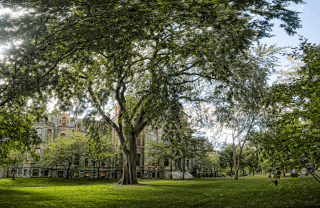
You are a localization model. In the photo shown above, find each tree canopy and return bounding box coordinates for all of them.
[0,0,305,184]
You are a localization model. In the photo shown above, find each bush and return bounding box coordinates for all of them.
[291,173,299,178]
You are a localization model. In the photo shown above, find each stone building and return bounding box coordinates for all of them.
[0,108,198,179]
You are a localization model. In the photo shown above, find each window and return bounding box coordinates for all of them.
[84,172,90,178]
[136,154,141,166]
[187,160,189,169]
[101,173,106,178]
[153,131,157,142]
[142,133,145,147]
[85,158,88,166]
[101,162,106,167]
[77,123,82,130]
[136,134,141,146]
[32,169,39,176]
[61,117,67,126]
[47,129,52,141]
[23,169,27,176]
[60,133,65,137]
[74,172,79,177]
[44,170,49,177]
[137,172,141,178]
[92,172,96,176]
[58,171,64,178]
[164,159,169,167]
[36,128,42,139]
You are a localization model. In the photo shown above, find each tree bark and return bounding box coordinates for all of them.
[182,157,185,180]
[233,144,238,180]
[119,145,138,185]
[170,158,172,179]
[66,163,71,179]
[12,168,15,180]
[253,168,255,176]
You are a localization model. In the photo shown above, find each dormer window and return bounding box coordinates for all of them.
[76,121,82,130]
[60,115,68,126]
[62,117,67,126]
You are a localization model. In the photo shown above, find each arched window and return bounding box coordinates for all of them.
[60,133,66,137]
[47,129,52,141]
[61,117,67,126]
[77,123,82,130]
[36,128,42,138]
[32,169,39,177]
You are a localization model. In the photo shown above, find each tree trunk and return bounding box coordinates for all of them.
[182,158,185,180]
[170,158,172,179]
[98,167,100,179]
[12,168,15,180]
[230,166,233,177]
[119,148,138,185]
[66,163,71,179]
[253,168,255,176]
[283,169,285,177]
[233,146,238,180]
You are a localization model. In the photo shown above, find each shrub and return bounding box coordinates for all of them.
[291,173,299,178]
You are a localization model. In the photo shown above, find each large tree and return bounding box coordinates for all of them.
[0,0,305,185]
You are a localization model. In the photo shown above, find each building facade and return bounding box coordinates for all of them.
[1,111,199,179]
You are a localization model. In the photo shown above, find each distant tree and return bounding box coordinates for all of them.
[41,131,88,179]
[85,121,117,180]
[0,148,24,180]
[242,145,259,176]
[219,144,234,177]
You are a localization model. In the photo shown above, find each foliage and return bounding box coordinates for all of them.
[242,144,260,176]
[218,144,235,176]
[0,104,41,159]
[0,148,25,180]
[41,130,88,179]
[85,120,117,178]
[263,39,320,182]
[0,0,305,185]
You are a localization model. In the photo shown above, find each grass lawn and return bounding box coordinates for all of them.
[0,176,319,208]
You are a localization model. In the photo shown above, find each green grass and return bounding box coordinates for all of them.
[0,177,119,187]
[0,176,319,208]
